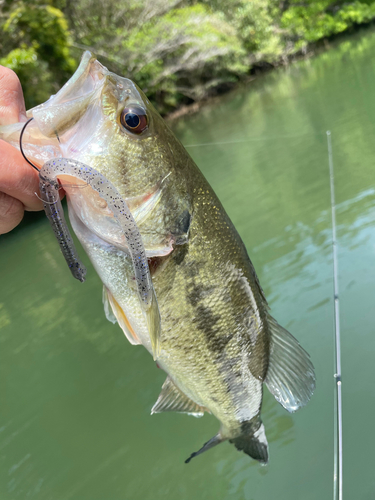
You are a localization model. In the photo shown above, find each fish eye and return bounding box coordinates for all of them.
[120,106,148,134]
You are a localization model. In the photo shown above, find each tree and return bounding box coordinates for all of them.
[0,1,76,108]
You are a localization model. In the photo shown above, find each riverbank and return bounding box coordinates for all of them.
[2,1,375,115]
[167,20,375,121]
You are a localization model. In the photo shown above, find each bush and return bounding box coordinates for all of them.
[0,2,76,107]
[2,0,375,112]
[0,45,54,108]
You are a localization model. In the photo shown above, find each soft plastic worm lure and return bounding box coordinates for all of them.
[39,172,87,282]
[39,158,161,358]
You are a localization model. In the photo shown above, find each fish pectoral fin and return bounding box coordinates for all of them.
[265,314,316,413]
[103,287,142,345]
[127,186,162,226]
[151,376,207,417]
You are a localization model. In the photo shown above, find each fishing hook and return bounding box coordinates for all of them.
[19,117,40,172]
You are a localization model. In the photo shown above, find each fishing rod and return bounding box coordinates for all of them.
[326,131,343,500]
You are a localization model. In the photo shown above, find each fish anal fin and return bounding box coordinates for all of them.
[104,287,142,345]
[151,376,207,417]
[265,315,315,413]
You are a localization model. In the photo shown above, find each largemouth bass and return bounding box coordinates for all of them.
[0,52,315,464]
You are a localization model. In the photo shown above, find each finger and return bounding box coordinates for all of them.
[0,191,24,234]
[0,66,27,125]
[0,140,42,211]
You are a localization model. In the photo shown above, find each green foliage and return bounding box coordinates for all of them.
[281,1,375,50]
[0,45,54,108]
[1,0,375,112]
[124,5,249,110]
[67,1,249,112]
[0,2,76,108]
[201,0,283,62]
[3,4,75,74]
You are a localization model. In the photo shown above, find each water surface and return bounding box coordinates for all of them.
[1,26,375,499]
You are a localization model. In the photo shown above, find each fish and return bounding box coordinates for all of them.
[0,51,315,464]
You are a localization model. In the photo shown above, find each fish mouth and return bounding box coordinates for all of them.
[0,53,106,166]
[28,52,109,138]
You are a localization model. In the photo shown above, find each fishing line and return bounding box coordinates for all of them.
[19,118,40,172]
[327,130,343,500]
[20,120,88,191]
[184,130,325,148]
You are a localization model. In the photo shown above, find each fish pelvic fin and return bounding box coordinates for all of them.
[151,376,207,417]
[146,287,162,360]
[265,314,315,413]
[102,286,117,324]
[103,286,141,345]
[229,418,269,464]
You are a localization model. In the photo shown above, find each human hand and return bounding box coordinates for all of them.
[0,66,43,234]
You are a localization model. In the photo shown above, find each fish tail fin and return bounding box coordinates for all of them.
[229,418,269,464]
[185,418,268,464]
[265,314,315,413]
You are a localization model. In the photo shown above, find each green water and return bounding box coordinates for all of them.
[1,27,375,500]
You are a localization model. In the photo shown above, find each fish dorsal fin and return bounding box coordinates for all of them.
[265,315,315,413]
[103,286,142,345]
[151,376,207,417]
